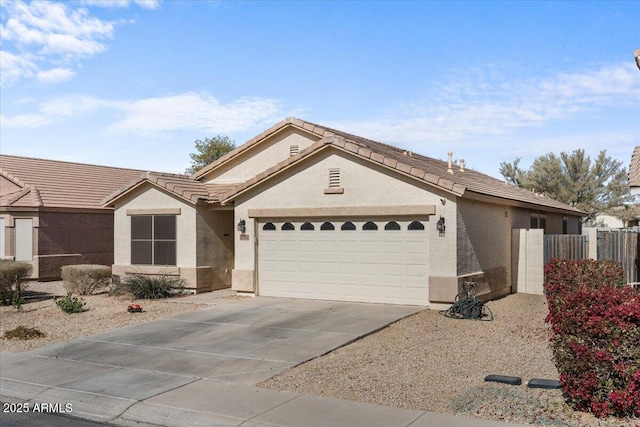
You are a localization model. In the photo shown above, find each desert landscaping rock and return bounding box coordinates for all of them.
[0,281,206,353]
[2,283,637,426]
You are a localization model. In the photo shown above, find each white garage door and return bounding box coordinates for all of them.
[258,219,429,305]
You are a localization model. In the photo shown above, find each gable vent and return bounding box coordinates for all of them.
[329,168,341,188]
[290,145,300,156]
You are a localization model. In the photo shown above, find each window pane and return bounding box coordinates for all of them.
[320,222,335,231]
[282,222,295,231]
[154,215,176,239]
[530,216,537,229]
[131,241,152,264]
[263,222,276,231]
[301,222,315,231]
[154,241,176,265]
[385,221,400,230]
[362,221,378,230]
[408,221,425,230]
[341,221,356,231]
[131,216,152,239]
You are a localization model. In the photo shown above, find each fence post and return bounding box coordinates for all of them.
[583,228,598,260]
[512,229,544,295]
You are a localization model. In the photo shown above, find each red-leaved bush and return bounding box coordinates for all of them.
[544,258,639,418]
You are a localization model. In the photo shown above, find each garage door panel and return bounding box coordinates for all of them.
[258,219,429,305]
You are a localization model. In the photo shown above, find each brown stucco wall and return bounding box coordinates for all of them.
[37,210,114,280]
[195,207,234,291]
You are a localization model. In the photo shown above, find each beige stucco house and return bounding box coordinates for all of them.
[104,118,584,306]
[0,155,144,280]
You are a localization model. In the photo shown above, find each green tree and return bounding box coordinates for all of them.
[499,149,631,224]
[186,135,236,175]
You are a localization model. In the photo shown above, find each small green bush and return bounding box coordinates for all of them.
[61,264,112,295]
[117,271,185,299]
[0,260,32,306]
[54,291,86,314]
[3,326,46,340]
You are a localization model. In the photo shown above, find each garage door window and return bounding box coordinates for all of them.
[362,221,378,230]
[408,221,425,230]
[282,222,295,231]
[301,222,315,231]
[263,222,276,231]
[341,221,356,230]
[320,222,335,231]
[131,215,176,265]
[385,221,401,230]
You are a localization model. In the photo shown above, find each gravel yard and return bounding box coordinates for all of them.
[260,293,639,427]
[0,281,206,353]
[2,283,637,426]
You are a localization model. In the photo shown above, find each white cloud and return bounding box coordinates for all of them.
[110,93,282,136]
[79,0,160,9]
[0,50,36,87]
[332,63,640,148]
[1,92,284,136]
[37,67,75,83]
[0,0,152,86]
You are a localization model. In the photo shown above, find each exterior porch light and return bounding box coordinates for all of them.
[237,219,246,234]
[436,216,446,236]
[635,49,640,71]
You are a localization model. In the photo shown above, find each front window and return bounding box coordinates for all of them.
[131,215,176,265]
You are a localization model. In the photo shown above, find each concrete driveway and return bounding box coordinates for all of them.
[1,297,418,425]
[1,296,525,426]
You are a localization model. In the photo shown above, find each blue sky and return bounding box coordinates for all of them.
[1,0,639,178]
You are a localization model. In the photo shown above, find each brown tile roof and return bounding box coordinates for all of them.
[102,173,239,206]
[216,118,583,215]
[629,146,640,188]
[0,155,145,210]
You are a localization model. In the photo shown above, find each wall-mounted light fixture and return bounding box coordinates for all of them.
[237,219,246,234]
[436,216,445,236]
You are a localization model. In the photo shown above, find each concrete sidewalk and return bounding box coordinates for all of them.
[1,296,526,427]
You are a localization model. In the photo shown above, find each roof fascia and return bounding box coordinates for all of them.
[463,190,586,216]
[103,179,198,208]
[221,142,464,204]
[193,121,323,181]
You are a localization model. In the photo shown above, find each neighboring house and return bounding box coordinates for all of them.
[0,155,145,280]
[103,118,584,306]
[629,146,640,196]
[593,205,640,229]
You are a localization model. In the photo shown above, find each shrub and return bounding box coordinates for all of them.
[61,264,112,295]
[544,258,640,418]
[3,326,46,340]
[116,271,185,299]
[54,291,86,314]
[0,260,32,307]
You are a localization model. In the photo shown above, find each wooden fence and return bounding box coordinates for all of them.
[543,230,639,284]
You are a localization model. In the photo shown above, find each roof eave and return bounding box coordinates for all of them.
[192,118,328,181]
[463,190,586,216]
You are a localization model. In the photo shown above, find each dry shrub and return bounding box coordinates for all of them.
[61,264,111,295]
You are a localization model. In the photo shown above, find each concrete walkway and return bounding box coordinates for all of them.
[1,295,526,426]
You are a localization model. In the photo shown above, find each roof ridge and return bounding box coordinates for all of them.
[0,168,27,188]
[0,154,161,174]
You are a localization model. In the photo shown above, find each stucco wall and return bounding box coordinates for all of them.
[232,148,458,295]
[37,211,114,279]
[205,128,320,184]
[113,186,197,267]
[195,207,233,290]
[455,199,512,299]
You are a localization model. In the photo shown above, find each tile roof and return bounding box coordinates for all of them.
[0,155,145,210]
[101,117,585,215]
[102,172,238,206]
[629,146,640,188]
[217,118,584,214]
